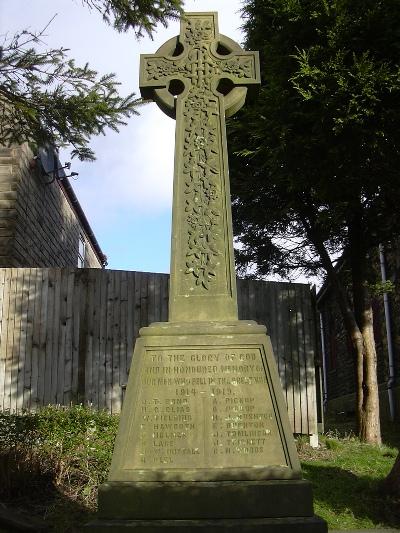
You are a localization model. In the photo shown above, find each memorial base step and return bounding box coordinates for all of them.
[86,516,327,532]
[96,480,314,520]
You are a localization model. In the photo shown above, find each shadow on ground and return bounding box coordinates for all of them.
[0,450,93,532]
[302,463,400,529]
[324,415,400,450]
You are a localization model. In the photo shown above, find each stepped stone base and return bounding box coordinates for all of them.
[86,516,327,532]
[86,479,327,532]
[97,480,313,520]
[86,321,327,532]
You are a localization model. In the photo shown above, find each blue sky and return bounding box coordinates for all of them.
[1,0,244,273]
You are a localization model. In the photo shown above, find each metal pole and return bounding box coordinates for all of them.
[379,244,396,421]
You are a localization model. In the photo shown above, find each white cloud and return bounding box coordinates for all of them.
[68,106,175,226]
[1,0,245,269]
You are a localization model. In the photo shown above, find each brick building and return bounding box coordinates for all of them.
[0,144,106,269]
[317,246,400,422]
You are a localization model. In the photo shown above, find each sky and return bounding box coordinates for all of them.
[1,0,245,274]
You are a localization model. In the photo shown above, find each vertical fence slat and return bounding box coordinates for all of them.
[291,286,302,434]
[140,273,149,329]
[304,284,318,435]
[81,270,92,405]
[10,269,21,412]
[0,268,8,410]
[73,269,83,404]
[30,269,42,409]
[98,270,108,410]
[6,269,19,411]
[111,270,121,413]
[147,273,155,325]
[56,269,67,404]
[133,272,141,341]
[125,272,135,384]
[269,283,280,370]
[104,271,113,411]
[43,269,54,406]
[298,285,308,434]
[16,269,29,411]
[284,285,295,432]
[161,274,169,322]
[119,270,128,404]
[91,270,101,410]
[63,269,75,405]
[23,269,35,409]
[49,269,60,404]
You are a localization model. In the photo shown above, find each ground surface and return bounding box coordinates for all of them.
[0,408,398,532]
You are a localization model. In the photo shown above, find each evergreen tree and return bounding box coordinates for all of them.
[228,0,400,444]
[82,0,183,36]
[0,1,183,160]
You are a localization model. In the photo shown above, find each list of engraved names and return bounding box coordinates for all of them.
[132,347,286,469]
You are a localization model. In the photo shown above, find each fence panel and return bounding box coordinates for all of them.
[0,268,319,434]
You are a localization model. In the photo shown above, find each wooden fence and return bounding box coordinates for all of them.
[0,268,321,435]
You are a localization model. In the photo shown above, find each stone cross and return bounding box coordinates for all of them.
[91,14,325,532]
[140,12,260,322]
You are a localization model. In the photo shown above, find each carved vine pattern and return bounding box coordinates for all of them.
[145,17,253,289]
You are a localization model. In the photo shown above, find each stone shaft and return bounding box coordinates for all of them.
[140,13,260,322]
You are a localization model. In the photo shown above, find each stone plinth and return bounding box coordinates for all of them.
[87,322,326,532]
[88,517,326,532]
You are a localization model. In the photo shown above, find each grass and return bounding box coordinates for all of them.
[298,433,400,530]
[0,405,118,531]
[0,406,398,532]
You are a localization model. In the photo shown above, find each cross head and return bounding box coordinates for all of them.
[140,12,260,322]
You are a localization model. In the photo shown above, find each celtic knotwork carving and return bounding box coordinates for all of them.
[185,18,214,45]
[219,57,254,78]
[139,12,259,298]
[145,58,187,81]
[183,85,221,290]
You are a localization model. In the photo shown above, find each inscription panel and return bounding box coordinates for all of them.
[125,346,288,470]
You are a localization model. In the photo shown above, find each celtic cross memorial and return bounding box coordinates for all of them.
[89,12,327,533]
[140,11,259,323]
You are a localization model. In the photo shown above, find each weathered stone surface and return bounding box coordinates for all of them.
[88,11,327,533]
[98,480,314,520]
[87,516,327,532]
[88,321,326,531]
[140,12,260,322]
[108,321,300,481]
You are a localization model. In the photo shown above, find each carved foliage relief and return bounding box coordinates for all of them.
[143,16,254,290]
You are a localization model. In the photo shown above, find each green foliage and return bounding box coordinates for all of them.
[0,405,118,513]
[82,0,183,36]
[228,0,400,279]
[0,23,144,161]
[324,437,341,451]
[300,435,400,529]
[0,407,399,530]
[0,1,184,160]
[368,279,395,297]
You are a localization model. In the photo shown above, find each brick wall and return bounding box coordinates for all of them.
[0,147,18,264]
[319,287,357,400]
[318,249,400,416]
[0,145,102,268]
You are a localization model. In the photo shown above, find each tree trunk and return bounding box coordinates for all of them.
[350,224,381,445]
[358,302,381,444]
[382,452,400,496]
[299,206,381,444]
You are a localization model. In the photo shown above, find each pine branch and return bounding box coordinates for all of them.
[0,24,146,160]
[82,0,184,36]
